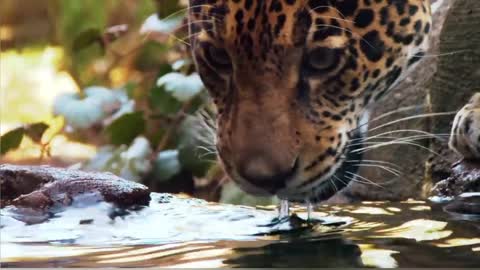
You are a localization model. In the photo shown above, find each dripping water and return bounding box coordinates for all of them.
[278,199,290,219]
[307,201,313,221]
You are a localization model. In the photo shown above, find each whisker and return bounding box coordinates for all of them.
[330,176,340,192]
[352,140,442,158]
[306,12,355,24]
[361,129,449,142]
[333,175,349,186]
[371,105,425,121]
[347,159,403,170]
[164,4,217,21]
[178,19,223,31]
[353,105,425,134]
[348,135,442,148]
[365,111,457,134]
[409,49,471,59]
[352,164,401,177]
[345,172,386,189]
[352,161,402,175]
[175,28,217,46]
[349,133,450,148]
[308,5,347,19]
[197,146,217,155]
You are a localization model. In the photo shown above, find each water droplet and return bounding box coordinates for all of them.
[307,201,313,221]
[278,199,289,218]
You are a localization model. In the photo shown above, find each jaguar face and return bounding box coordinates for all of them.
[188,0,431,202]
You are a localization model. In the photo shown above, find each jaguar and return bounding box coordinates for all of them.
[188,0,432,202]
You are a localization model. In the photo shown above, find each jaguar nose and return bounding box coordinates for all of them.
[238,157,298,194]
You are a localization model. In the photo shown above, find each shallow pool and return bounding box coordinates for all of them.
[1,193,479,268]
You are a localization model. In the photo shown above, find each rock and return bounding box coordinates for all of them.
[442,192,480,221]
[335,0,480,202]
[431,160,480,197]
[428,0,480,191]
[334,0,455,202]
[0,164,151,209]
[0,164,55,205]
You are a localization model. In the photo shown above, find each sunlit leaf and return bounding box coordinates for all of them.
[153,149,181,182]
[105,112,146,146]
[54,86,121,129]
[103,24,129,43]
[140,14,183,34]
[157,72,204,101]
[24,122,49,143]
[72,28,103,51]
[1,127,25,155]
[84,137,152,182]
[171,59,191,71]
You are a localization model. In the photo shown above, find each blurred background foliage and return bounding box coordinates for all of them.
[0,0,277,206]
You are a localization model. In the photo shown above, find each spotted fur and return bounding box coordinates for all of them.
[188,0,432,202]
[449,93,480,161]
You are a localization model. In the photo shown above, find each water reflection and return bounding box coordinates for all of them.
[224,238,363,268]
[1,193,480,268]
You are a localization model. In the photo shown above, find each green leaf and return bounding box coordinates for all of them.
[135,42,169,70]
[153,150,181,182]
[123,81,138,99]
[72,28,102,51]
[149,84,182,115]
[24,122,49,143]
[157,72,204,102]
[105,112,146,146]
[1,127,25,155]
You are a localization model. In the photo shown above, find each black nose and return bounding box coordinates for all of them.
[238,157,298,194]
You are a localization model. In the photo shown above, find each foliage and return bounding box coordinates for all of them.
[1,123,50,155]
[1,128,25,155]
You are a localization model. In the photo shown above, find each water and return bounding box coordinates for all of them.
[1,193,479,268]
[278,199,290,219]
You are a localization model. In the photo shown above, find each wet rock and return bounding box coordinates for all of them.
[1,164,151,209]
[1,164,56,206]
[428,0,480,194]
[431,160,480,197]
[443,193,480,221]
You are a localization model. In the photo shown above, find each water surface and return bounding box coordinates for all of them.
[1,193,479,268]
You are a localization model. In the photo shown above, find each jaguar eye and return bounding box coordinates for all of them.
[305,47,340,73]
[205,44,232,71]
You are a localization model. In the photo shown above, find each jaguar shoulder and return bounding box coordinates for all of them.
[449,93,480,161]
